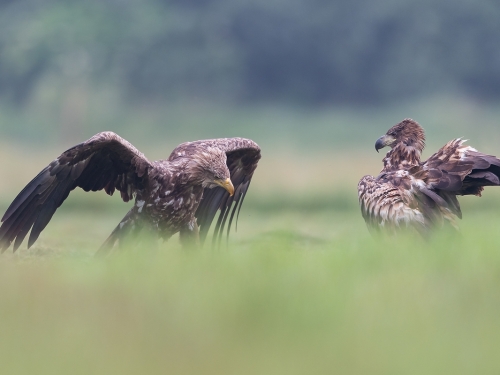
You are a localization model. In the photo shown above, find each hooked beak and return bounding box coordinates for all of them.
[375,135,395,152]
[214,178,234,196]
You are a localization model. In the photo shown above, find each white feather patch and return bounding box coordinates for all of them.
[136,200,145,213]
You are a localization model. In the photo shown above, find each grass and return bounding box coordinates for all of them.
[1,97,500,373]
[0,206,500,375]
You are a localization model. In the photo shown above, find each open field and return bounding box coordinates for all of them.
[1,1,500,371]
[2,208,500,374]
[1,128,500,373]
[0,99,499,374]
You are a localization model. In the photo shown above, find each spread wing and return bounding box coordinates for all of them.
[421,139,500,217]
[0,132,152,252]
[170,138,261,246]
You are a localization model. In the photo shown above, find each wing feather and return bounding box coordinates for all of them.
[182,138,261,246]
[0,132,153,251]
[424,139,500,195]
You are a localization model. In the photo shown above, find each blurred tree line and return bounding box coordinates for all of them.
[1,0,500,106]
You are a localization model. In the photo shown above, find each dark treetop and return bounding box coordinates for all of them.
[358,118,500,236]
[0,132,261,254]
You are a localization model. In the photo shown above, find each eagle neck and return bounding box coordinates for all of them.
[382,142,422,171]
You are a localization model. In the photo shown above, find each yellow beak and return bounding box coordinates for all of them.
[214,178,235,196]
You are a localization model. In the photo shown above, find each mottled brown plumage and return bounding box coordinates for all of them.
[358,119,500,235]
[0,132,261,253]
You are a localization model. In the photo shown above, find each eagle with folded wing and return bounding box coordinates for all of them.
[0,132,261,254]
[358,118,500,236]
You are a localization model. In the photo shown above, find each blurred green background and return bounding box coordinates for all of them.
[1,1,500,374]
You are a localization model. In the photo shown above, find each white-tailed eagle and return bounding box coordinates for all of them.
[358,119,500,236]
[0,132,261,254]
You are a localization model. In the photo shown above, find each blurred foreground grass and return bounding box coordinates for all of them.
[0,207,500,374]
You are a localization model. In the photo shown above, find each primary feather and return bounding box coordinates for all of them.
[0,132,261,253]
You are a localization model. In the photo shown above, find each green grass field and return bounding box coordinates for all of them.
[1,138,500,374]
[2,98,500,374]
[2,209,500,374]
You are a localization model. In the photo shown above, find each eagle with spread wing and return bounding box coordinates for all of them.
[358,119,500,236]
[0,132,261,254]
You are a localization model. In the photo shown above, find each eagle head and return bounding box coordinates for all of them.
[190,147,234,196]
[375,118,426,153]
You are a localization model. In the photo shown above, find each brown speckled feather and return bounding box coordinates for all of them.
[0,133,261,253]
[169,138,261,246]
[359,119,500,235]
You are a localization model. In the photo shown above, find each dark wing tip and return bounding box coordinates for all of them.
[0,132,153,252]
[195,141,260,247]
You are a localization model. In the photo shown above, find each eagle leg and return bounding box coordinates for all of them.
[179,218,200,249]
[95,209,143,257]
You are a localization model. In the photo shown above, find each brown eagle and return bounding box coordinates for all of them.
[0,132,261,254]
[358,118,500,236]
